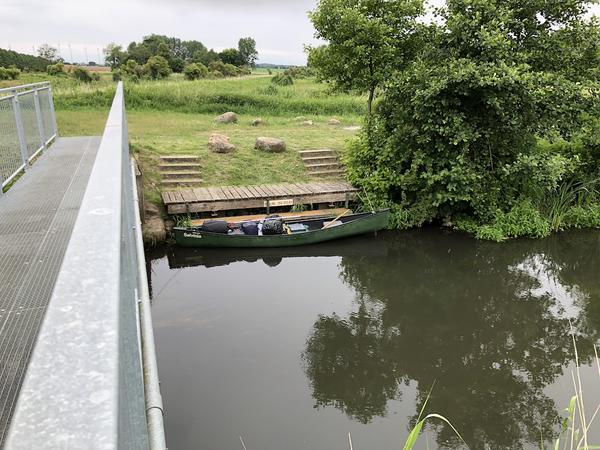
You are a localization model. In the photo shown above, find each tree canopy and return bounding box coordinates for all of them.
[308,0,424,115]
[327,0,600,239]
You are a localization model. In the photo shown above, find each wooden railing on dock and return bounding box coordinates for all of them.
[162,182,359,214]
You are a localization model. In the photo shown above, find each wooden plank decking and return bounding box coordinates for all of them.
[162,182,359,214]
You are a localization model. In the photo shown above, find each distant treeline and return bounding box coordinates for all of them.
[0,48,50,72]
[104,34,258,74]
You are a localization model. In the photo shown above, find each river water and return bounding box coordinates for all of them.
[147,229,600,450]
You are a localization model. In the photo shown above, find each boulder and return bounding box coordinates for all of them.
[251,118,264,127]
[301,120,315,127]
[343,125,361,131]
[215,112,238,123]
[294,116,307,121]
[328,118,342,126]
[208,133,236,153]
[255,137,286,153]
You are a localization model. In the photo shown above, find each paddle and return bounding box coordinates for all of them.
[323,209,350,229]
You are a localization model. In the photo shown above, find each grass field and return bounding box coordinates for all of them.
[3,72,365,206]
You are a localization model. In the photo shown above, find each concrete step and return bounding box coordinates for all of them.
[159,155,201,163]
[306,163,344,172]
[299,149,337,158]
[159,163,202,171]
[161,171,202,180]
[301,156,340,164]
[309,169,346,177]
[161,178,204,187]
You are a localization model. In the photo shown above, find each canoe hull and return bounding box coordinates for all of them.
[173,211,391,248]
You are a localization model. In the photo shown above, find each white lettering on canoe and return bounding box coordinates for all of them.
[183,233,203,239]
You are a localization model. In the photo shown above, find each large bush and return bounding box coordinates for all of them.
[72,67,93,83]
[144,55,171,79]
[0,66,20,80]
[344,0,600,239]
[47,62,65,76]
[183,63,208,80]
[271,73,294,86]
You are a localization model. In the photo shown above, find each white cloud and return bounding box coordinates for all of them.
[0,0,319,65]
[1,0,598,65]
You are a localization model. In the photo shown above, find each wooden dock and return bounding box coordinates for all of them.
[162,182,359,214]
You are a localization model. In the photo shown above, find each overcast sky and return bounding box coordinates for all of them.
[1,0,599,65]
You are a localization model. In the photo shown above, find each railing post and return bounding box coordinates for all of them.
[47,84,58,138]
[12,94,30,171]
[33,90,47,153]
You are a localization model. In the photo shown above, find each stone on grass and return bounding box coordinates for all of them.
[255,137,286,153]
[301,120,315,127]
[208,133,236,153]
[328,118,342,126]
[252,118,264,127]
[215,112,238,123]
[294,116,307,121]
[343,125,361,131]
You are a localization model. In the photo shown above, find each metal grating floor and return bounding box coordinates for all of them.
[0,136,100,446]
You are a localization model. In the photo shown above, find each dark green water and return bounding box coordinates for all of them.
[148,229,600,450]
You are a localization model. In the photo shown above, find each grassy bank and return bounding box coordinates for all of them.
[23,73,364,206]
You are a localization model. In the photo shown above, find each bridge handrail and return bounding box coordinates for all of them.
[0,81,57,193]
[6,82,166,449]
[0,81,51,96]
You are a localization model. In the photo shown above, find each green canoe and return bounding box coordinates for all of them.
[173,210,391,248]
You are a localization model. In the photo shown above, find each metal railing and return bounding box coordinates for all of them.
[5,82,166,449]
[0,81,58,193]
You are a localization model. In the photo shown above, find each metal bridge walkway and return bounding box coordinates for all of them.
[0,136,100,445]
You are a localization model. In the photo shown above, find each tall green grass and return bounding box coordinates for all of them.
[51,76,366,116]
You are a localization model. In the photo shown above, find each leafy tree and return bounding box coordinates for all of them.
[103,43,126,69]
[346,0,600,230]
[219,48,242,66]
[238,37,258,67]
[307,0,424,116]
[144,55,171,79]
[170,57,185,73]
[183,62,208,80]
[0,48,50,71]
[37,44,61,63]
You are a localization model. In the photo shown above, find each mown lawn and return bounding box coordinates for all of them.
[58,110,361,205]
[12,73,365,206]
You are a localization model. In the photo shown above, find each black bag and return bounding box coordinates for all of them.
[262,218,284,235]
[201,220,229,234]
[241,222,259,235]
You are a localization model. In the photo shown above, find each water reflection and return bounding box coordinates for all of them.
[148,229,600,450]
[302,230,600,449]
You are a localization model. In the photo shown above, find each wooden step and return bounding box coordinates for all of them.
[159,163,202,171]
[162,178,204,187]
[301,156,340,164]
[161,171,202,180]
[309,169,346,177]
[159,155,201,163]
[306,163,344,172]
[299,149,337,158]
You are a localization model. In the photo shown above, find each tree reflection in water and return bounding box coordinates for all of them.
[302,229,600,449]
